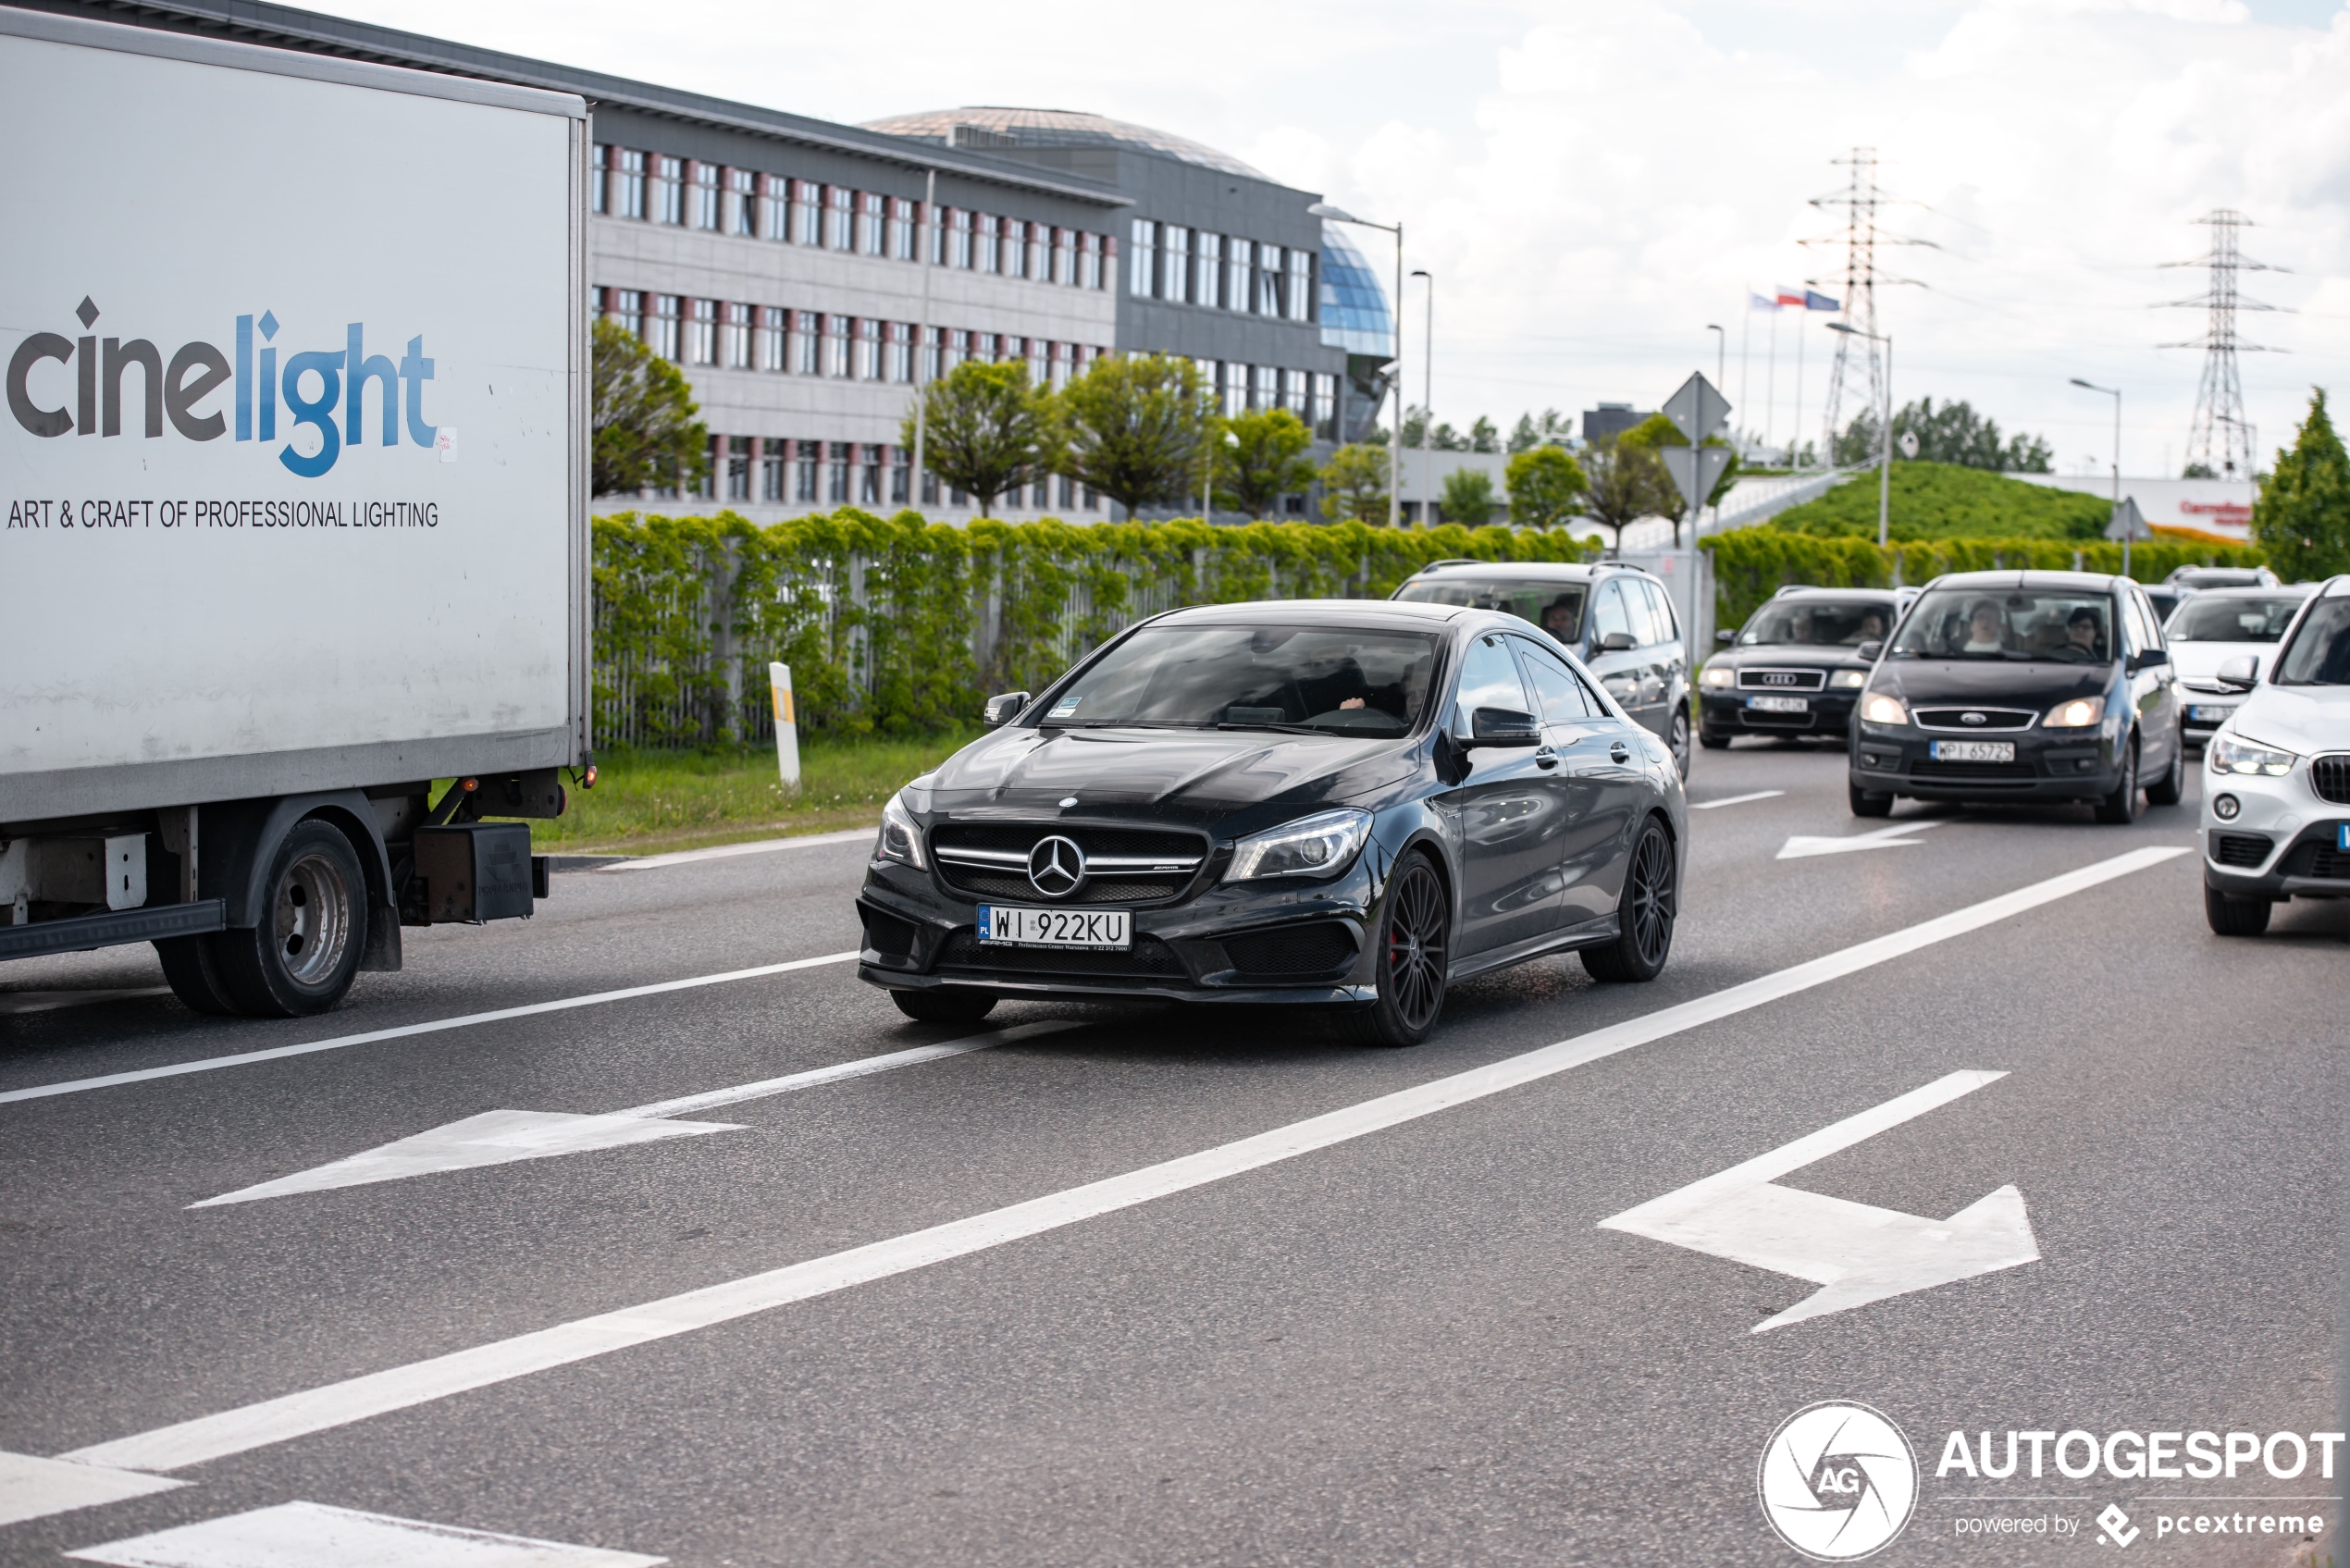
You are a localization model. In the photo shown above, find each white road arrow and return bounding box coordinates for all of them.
[1776,818,1950,860]
[191,1020,1078,1208]
[1600,1069,2039,1332]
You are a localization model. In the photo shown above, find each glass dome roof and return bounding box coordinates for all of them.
[860,106,1267,179]
[1318,222,1393,358]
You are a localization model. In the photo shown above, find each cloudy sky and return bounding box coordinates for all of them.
[323,0,2349,476]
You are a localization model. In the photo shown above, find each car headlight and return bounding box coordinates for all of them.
[2208,731,2295,777]
[1861,691,1909,725]
[1224,808,1373,883]
[1701,665,1735,689]
[2043,695,2105,728]
[875,790,927,869]
[1829,669,1868,689]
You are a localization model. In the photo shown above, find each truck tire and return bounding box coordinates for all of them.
[214,820,370,1017]
[155,934,241,1016]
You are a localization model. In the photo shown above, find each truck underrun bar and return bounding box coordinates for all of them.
[0,898,226,961]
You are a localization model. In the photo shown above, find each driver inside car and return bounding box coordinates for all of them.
[2062,606,2104,660]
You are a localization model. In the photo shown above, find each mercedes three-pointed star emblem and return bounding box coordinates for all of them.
[1027,834,1086,898]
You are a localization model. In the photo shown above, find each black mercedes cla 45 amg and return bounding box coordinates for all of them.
[856,599,1688,1046]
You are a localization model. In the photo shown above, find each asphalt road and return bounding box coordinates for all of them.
[3,739,2343,1567]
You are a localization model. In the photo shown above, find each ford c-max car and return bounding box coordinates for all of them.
[856,599,1687,1046]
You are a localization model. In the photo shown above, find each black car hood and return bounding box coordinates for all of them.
[1717,646,1870,668]
[918,724,1421,831]
[1877,659,2110,706]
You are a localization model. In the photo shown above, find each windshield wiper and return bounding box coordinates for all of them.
[1215,721,1323,735]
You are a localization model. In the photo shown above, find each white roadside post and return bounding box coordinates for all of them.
[768,662,800,789]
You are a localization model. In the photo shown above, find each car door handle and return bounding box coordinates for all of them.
[1534,746,1559,770]
[1610,742,1631,763]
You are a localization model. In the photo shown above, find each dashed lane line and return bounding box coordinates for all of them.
[1689,790,1786,810]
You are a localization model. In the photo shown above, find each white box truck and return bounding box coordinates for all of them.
[0,9,590,1016]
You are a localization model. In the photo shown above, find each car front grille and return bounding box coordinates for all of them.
[1222,921,1357,977]
[1738,709,1818,729]
[1910,759,2037,784]
[935,929,1187,979]
[931,821,1208,906]
[1913,708,2037,732]
[1738,668,1826,692]
[2312,756,2350,805]
[2215,833,2274,869]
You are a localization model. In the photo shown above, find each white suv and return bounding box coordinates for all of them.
[2200,574,2350,935]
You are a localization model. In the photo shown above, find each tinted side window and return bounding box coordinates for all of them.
[1591,581,1632,645]
[1451,633,1534,739]
[1639,579,1678,645]
[1512,637,1593,722]
[2119,594,2148,657]
[2134,588,2167,648]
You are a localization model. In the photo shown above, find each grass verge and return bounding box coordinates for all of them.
[524,729,983,857]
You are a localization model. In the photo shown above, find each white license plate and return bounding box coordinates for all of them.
[978,905,1131,949]
[2189,704,2235,722]
[1931,740,2016,763]
[1747,694,1810,713]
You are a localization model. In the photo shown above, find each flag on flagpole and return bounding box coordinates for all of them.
[1749,290,1779,312]
[1803,289,1841,311]
[1775,285,1805,307]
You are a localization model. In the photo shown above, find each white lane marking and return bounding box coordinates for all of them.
[189,1021,1082,1208]
[58,846,2186,1477]
[0,988,174,1017]
[1601,1070,2040,1333]
[1689,790,1785,810]
[68,1500,664,1566]
[598,827,876,870]
[1777,818,1951,859]
[0,952,860,1108]
[0,1451,181,1528]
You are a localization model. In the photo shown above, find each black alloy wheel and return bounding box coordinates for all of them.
[892,988,997,1025]
[2203,883,2271,937]
[1339,852,1450,1048]
[2094,735,2141,824]
[1584,819,1677,983]
[1668,710,1692,778]
[2145,726,2186,807]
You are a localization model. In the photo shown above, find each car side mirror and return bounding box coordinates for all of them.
[2215,655,2257,693]
[1467,707,1541,747]
[2129,648,2170,673]
[1600,630,1638,652]
[983,690,1030,726]
[1715,629,1735,646]
[1856,639,1884,661]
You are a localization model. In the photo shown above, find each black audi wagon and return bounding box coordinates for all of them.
[857,599,1688,1046]
[1698,586,1908,747]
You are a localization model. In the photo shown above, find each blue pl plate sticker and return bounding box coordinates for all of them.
[2339,824,2349,851]
[977,906,993,941]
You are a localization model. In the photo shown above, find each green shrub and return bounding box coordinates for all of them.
[1770,462,2115,541]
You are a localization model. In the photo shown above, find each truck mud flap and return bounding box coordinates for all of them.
[0,898,226,961]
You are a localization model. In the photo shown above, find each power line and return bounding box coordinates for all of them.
[1800,148,1933,458]
[2158,209,2288,479]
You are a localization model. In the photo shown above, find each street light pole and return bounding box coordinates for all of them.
[1829,321,1894,548]
[1309,204,1405,528]
[911,168,935,516]
[2071,377,2125,575]
[1706,324,1725,391]
[1414,268,1433,525]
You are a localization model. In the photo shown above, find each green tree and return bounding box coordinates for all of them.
[2251,389,2350,581]
[1836,399,2052,472]
[901,360,1048,518]
[1318,442,1392,524]
[1578,434,1677,549]
[1622,412,1740,546]
[1054,353,1216,519]
[1440,467,1499,526]
[1467,415,1501,453]
[592,316,710,498]
[1505,445,1589,529]
[1507,408,1574,453]
[1214,407,1320,518]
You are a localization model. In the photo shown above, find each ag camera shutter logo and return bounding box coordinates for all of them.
[1759,1401,1919,1561]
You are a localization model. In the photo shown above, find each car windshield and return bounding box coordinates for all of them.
[1738,600,1893,648]
[1040,625,1440,735]
[2168,596,2304,644]
[1394,577,1587,644]
[1890,588,2114,661]
[2270,596,2350,685]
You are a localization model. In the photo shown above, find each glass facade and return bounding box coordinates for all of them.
[1317,222,1393,356]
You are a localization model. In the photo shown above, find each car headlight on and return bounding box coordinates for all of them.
[1701,665,1736,690]
[1224,808,1373,883]
[875,790,928,869]
[1861,691,1909,725]
[1829,669,1868,689]
[2043,695,2105,728]
[2208,731,2295,777]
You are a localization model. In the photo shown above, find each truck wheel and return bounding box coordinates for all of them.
[890,988,996,1025]
[214,820,369,1017]
[155,935,241,1017]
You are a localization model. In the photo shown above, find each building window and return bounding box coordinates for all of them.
[891,446,912,504]
[1222,361,1245,416]
[1084,484,1101,512]
[1028,223,1050,281]
[695,436,717,500]
[920,325,941,383]
[761,438,786,502]
[1283,367,1309,416]
[1227,239,1253,314]
[1008,221,1032,280]
[725,435,751,500]
[652,155,684,224]
[761,174,789,240]
[724,167,757,236]
[886,322,911,384]
[792,180,822,245]
[589,144,609,215]
[686,298,717,364]
[826,315,851,378]
[1026,337,1046,387]
[793,310,821,375]
[1081,232,1103,290]
[613,149,646,220]
[860,191,885,255]
[1160,225,1189,303]
[1194,233,1221,309]
[1128,219,1155,298]
[828,441,852,503]
[890,197,916,260]
[1050,228,1073,286]
[1313,372,1337,439]
[860,444,884,505]
[943,327,967,373]
[971,331,997,363]
[1288,248,1315,323]
[1257,246,1283,316]
[825,186,853,250]
[649,294,681,361]
[1048,340,1070,390]
[690,163,720,229]
[723,302,752,369]
[1057,474,1074,510]
[606,288,644,341]
[976,214,1000,274]
[949,209,972,269]
[757,306,786,372]
[856,318,881,380]
[795,439,820,502]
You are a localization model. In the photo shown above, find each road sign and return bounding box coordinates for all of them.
[1661,443,1734,511]
[2104,495,2151,542]
[1662,371,1731,445]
